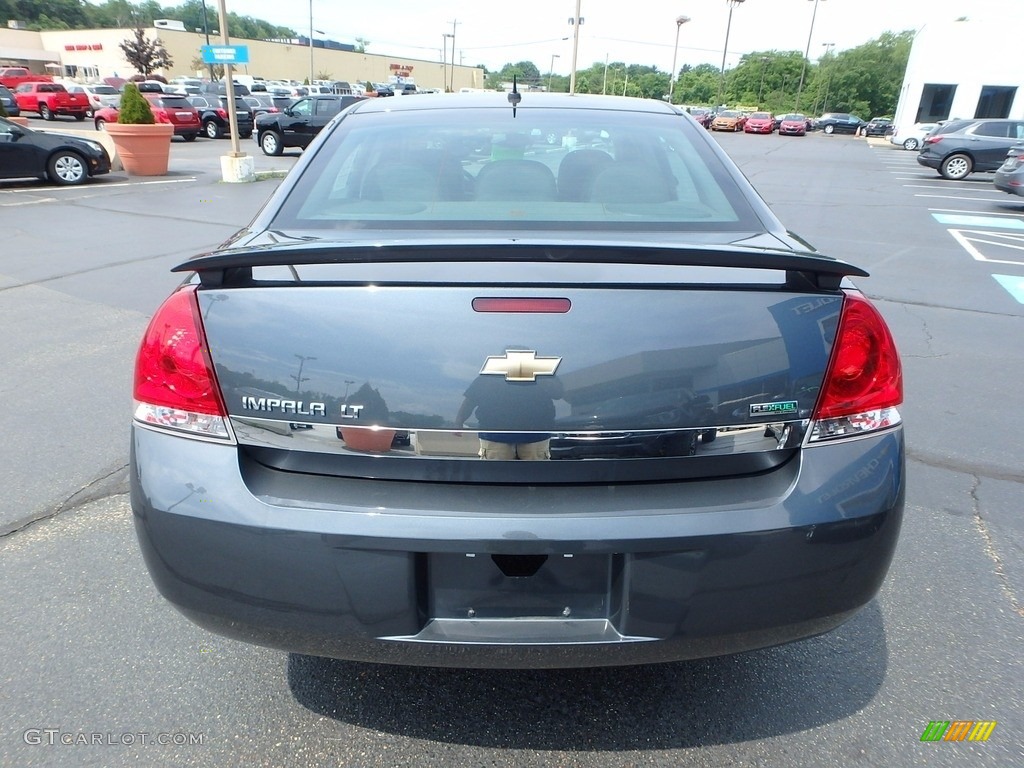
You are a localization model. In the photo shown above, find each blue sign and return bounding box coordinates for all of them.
[201,45,249,65]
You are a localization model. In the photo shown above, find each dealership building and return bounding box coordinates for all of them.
[0,22,484,91]
[892,19,1023,130]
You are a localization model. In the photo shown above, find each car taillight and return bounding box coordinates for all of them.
[809,291,902,442]
[924,136,943,145]
[216,108,228,119]
[155,110,170,123]
[133,286,233,441]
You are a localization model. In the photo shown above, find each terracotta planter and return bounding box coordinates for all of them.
[339,427,396,453]
[6,116,29,127]
[104,122,173,176]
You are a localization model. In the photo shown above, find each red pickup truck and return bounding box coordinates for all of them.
[0,67,53,89]
[13,81,89,121]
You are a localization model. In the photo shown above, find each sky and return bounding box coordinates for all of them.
[214,0,1012,75]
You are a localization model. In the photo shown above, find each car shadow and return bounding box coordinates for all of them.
[287,601,887,750]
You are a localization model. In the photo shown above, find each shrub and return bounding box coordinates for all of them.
[118,82,155,124]
[0,99,7,118]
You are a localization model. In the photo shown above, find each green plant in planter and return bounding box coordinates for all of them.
[117,82,155,124]
[0,99,7,118]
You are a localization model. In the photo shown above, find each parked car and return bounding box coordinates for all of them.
[255,94,364,155]
[777,113,808,136]
[0,115,111,185]
[13,81,89,121]
[743,112,774,134]
[816,112,864,135]
[94,93,201,141]
[374,83,395,97]
[862,117,894,137]
[993,144,1024,197]
[888,122,938,151]
[65,84,121,118]
[0,84,20,117]
[188,94,254,139]
[710,109,746,131]
[242,94,287,119]
[131,93,905,669]
[686,107,712,129]
[916,118,1024,180]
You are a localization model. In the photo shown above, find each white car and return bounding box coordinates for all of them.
[66,84,120,117]
[889,122,939,151]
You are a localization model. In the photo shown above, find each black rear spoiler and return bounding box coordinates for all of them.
[174,240,868,291]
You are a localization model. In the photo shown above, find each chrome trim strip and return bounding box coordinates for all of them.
[229,416,811,458]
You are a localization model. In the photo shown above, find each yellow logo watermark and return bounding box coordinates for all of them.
[921,721,997,742]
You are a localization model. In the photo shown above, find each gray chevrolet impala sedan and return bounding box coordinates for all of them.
[131,92,905,668]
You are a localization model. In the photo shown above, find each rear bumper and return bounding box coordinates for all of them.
[131,425,905,668]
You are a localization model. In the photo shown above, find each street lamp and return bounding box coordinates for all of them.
[568,0,583,94]
[716,0,745,108]
[309,0,313,86]
[292,354,317,395]
[668,15,691,103]
[757,55,770,104]
[795,0,825,112]
[200,0,215,81]
[442,33,454,92]
[548,53,560,92]
[820,42,835,114]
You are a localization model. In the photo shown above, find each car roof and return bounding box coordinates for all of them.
[345,92,681,117]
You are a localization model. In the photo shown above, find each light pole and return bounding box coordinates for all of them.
[668,15,691,103]
[548,53,560,91]
[568,0,582,94]
[308,0,313,86]
[716,0,745,108]
[293,354,317,395]
[820,42,835,114]
[757,55,770,104]
[795,0,825,113]
[442,33,453,91]
[200,0,215,81]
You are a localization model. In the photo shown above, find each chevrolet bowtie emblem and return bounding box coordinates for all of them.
[480,350,561,382]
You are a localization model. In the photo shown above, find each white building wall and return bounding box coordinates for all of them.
[894,20,1024,131]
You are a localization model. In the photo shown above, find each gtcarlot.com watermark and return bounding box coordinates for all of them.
[24,729,204,747]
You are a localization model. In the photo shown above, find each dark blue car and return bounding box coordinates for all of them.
[131,94,905,669]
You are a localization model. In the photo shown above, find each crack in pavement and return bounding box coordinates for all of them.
[968,474,1024,619]
[0,463,129,539]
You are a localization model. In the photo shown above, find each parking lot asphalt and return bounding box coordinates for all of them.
[1,125,1021,767]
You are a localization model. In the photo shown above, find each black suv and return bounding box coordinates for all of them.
[862,117,894,137]
[255,94,363,155]
[188,94,254,139]
[917,118,1024,180]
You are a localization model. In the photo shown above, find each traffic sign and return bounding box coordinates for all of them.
[201,45,249,65]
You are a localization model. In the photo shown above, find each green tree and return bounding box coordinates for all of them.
[497,61,541,86]
[119,27,174,77]
[117,81,155,123]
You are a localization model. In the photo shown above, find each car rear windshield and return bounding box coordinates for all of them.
[273,106,762,233]
[156,96,192,108]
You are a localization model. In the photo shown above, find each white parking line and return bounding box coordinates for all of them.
[928,207,1024,218]
[948,229,1024,267]
[914,193,1012,203]
[0,197,57,207]
[903,184,998,192]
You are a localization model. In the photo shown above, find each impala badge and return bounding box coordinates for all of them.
[480,350,561,382]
